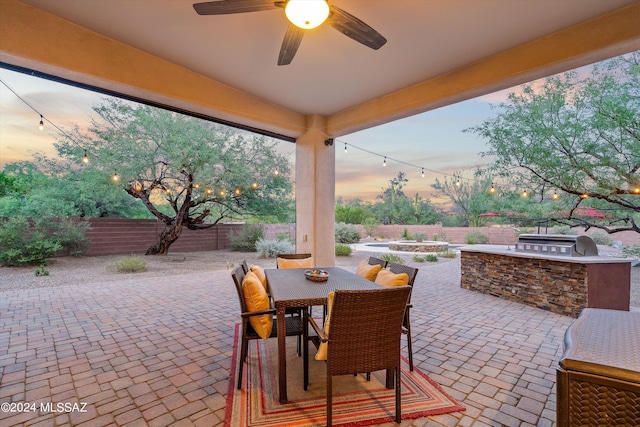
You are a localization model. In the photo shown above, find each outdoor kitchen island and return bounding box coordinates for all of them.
[460,235,633,317]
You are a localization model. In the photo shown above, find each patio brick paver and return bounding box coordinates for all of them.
[0,255,602,426]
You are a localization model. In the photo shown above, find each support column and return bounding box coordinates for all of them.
[295,114,335,267]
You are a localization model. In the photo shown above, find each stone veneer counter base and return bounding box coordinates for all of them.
[460,245,632,317]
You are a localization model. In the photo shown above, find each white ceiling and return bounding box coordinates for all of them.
[17,0,639,117]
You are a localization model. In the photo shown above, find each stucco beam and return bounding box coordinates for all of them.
[327,2,640,137]
[0,0,306,139]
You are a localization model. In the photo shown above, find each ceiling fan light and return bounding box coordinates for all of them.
[285,0,330,29]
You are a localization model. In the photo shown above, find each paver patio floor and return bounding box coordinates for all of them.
[0,257,597,426]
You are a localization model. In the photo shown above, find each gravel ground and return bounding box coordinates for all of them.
[1,247,638,309]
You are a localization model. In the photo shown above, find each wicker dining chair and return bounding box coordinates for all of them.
[275,253,313,268]
[367,256,388,269]
[303,286,411,426]
[231,266,304,389]
[388,262,419,371]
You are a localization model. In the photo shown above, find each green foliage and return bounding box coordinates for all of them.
[112,255,147,273]
[228,224,265,252]
[413,232,426,242]
[35,264,50,276]
[49,218,91,256]
[335,222,361,244]
[590,231,614,246]
[0,217,64,266]
[335,244,352,256]
[334,197,374,224]
[255,238,293,258]
[551,225,578,235]
[433,231,449,242]
[380,253,405,265]
[437,250,458,258]
[431,173,499,227]
[467,53,640,234]
[276,231,292,242]
[465,230,489,244]
[374,172,442,225]
[622,245,640,260]
[362,217,379,237]
[414,253,439,262]
[402,228,411,239]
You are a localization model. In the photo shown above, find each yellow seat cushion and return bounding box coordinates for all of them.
[276,257,313,269]
[242,271,273,340]
[315,291,335,361]
[355,261,382,282]
[374,269,409,288]
[250,264,267,289]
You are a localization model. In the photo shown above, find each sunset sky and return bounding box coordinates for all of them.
[0,66,563,204]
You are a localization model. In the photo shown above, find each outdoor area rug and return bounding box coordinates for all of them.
[225,324,465,426]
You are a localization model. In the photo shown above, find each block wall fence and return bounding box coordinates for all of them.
[59,218,640,256]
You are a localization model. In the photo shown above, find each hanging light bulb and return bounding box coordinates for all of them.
[251,182,258,190]
[194,183,200,189]
[206,188,212,195]
[344,143,347,154]
[455,178,461,187]
[234,188,241,196]
[285,0,330,29]
[219,190,225,197]
[111,171,119,182]
[581,193,589,199]
[489,183,496,194]
[421,168,425,178]
[38,115,44,131]
[165,188,171,194]
[383,157,387,167]
[134,181,142,192]
[82,150,89,164]
[274,169,279,176]
[634,186,640,194]
[522,190,529,198]
[552,191,560,200]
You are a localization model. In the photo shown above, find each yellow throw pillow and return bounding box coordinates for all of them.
[242,271,273,340]
[250,265,267,289]
[277,257,313,269]
[374,269,409,288]
[355,261,382,282]
[315,291,335,361]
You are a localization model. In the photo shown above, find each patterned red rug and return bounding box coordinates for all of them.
[225,324,465,427]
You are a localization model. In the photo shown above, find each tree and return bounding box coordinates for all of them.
[431,173,498,226]
[467,53,640,234]
[374,172,441,224]
[55,99,293,254]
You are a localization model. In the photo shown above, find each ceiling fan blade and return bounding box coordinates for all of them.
[278,23,305,66]
[193,0,278,15]
[328,5,387,50]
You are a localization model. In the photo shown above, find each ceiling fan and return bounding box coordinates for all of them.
[193,0,387,66]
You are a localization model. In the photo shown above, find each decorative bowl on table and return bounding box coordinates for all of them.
[304,269,329,282]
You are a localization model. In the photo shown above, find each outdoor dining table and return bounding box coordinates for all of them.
[265,266,381,404]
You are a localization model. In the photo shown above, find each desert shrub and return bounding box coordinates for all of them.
[432,232,449,242]
[622,245,640,260]
[255,238,293,258]
[412,254,425,262]
[465,230,489,244]
[437,250,458,258]
[112,255,147,273]
[50,218,91,256]
[335,244,352,256]
[552,225,578,235]
[402,228,411,239]
[590,231,614,246]
[380,253,404,265]
[362,218,379,237]
[335,222,361,244]
[413,232,426,242]
[425,254,438,262]
[0,217,63,266]
[228,224,264,252]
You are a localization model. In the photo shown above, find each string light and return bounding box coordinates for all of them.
[206,188,212,195]
[489,183,496,194]
[38,115,44,131]
[581,193,589,199]
[219,190,225,197]
[111,171,119,182]
[251,182,258,189]
[234,188,241,195]
[455,178,461,187]
[421,168,425,178]
[274,169,279,176]
[82,150,89,164]
[344,142,347,153]
[521,190,529,198]
[383,157,387,167]
[634,187,639,194]
[552,191,560,200]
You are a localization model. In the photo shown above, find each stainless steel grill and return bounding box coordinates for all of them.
[515,234,598,257]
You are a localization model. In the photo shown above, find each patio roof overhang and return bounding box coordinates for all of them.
[1,0,640,265]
